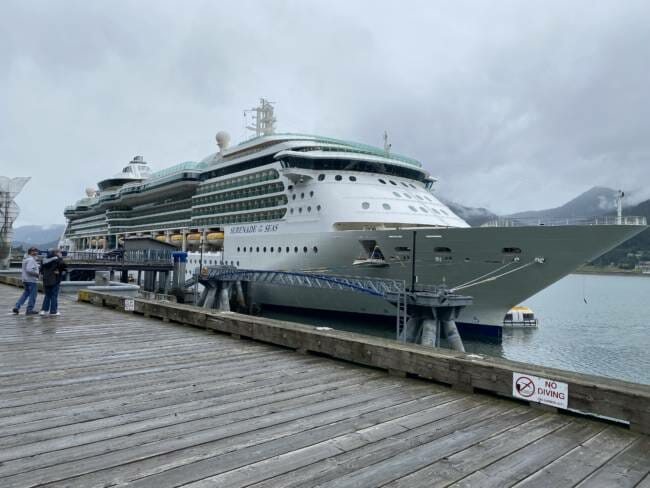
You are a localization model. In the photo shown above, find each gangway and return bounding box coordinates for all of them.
[193,266,472,351]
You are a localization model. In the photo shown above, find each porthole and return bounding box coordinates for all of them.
[401,182,408,187]
[382,203,391,210]
[270,247,274,252]
[301,192,305,199]
[237,246,240,252]
[286,246,290,253]
[256,247,260,252]
[379,179,386,184]
[249,247,253,252]
[263,247,267,252]
[313,246,318,253]
[299,207,303,213]
[408,205,417,212]
[393,192,401,198]
[307,206,312,212]
[288,185,294,190]
[309,191,314,197]
[335,175,342,181]
[294,246,298,253]
[362,202,370,209]
[303,246,308,253]
[349,176,357,182]
[278,247,282,253]
[317,205,322,211]
[318,174,325,181]
[389,180,397,185]
[419,206,428,213]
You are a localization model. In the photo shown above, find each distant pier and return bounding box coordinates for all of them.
[1,281,649,487]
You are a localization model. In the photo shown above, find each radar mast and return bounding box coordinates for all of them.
[244,98,276,137]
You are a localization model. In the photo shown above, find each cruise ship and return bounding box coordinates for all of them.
[61,99,647,330]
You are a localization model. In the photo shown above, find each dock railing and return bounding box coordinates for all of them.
[481,215,647,227]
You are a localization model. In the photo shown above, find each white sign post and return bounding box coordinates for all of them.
[513,372,568,409]
[124,298,135,312]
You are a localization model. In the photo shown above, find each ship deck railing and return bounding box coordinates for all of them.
[481,215,647,227]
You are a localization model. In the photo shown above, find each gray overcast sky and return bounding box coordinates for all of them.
[2,0,649,226]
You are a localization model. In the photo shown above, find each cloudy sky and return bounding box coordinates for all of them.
[2,0,649,226]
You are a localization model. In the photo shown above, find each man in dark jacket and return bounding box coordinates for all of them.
[40,249,67,316]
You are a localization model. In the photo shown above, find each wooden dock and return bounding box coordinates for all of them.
[1,283,649,487]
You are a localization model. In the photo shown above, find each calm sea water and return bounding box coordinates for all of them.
[262,274,650,385]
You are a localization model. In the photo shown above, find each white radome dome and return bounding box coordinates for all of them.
[216,131,231,151]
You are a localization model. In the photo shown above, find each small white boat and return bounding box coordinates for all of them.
[353,246,389,268]
[503,306,538,328]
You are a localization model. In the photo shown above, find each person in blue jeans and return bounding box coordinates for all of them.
[41,249,67,316]
[13,247,40,315]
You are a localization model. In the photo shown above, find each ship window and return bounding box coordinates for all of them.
[335,175,342,181]
[307,206,312,212]
[395,246,411,252]
[318,174,325,181]
[317,205,322,211]
[393,192,401,198]
[434,246,452,253]
[301,193,304,199]
[237,246,240,252]
[286,246,290,252]
[288,185,293,190]
[410,184,416,189]
[299,207,303,213]
[290,208,294,214]
[294,246,298,253]
[313,246,318,253]
[278,247,281,253]
[382,203,391,210]
[502,247,522,254]
[523,313,534,320]
[379,179,386,184]
[401,182,408,187]
[349,176,357,182]
[505,313,513,321]
[292,194,296,200]
[362,202,370,209]
[256,247,260,252]
[431,208,440,214]
[408,205,417,212]
[389,180,397,185]
[419,206,428,213]
[440,209,449,215]
[309,191,314,197]
[415,195,423,200]
[404,193,412,199]
[303,246,308,253]
[263,247,267,252]
[424,196,432,201]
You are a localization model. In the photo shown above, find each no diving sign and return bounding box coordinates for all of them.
[513,372,568,409]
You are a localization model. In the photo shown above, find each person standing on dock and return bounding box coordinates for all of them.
[12,246,40,315]
[40,249,67,316]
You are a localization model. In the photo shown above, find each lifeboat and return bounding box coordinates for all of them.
[170,234,183,247]
[186,233,201,243]
[503,306,539,328]
[206,231,224,245]
[90,239,98,247]
[97,238,105,246]
[155,235,167,242]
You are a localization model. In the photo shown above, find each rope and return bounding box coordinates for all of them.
[449,260,538,293]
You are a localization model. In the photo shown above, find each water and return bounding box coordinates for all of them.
[262,274,650,385]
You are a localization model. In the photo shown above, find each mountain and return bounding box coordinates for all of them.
[437,197,498,227]
[507,186,620,220]
[11,224,65,249]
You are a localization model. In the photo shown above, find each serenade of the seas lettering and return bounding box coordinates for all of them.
[229,223,279,234]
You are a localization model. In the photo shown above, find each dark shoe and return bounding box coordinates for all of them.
[12,308,19,314]
[25,310,38,316]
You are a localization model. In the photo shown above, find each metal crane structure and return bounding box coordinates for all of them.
[0,176,30,269]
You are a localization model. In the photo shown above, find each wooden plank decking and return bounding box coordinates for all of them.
[1,284,649,487]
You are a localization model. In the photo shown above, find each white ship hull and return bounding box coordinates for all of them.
[187,223,645,328]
